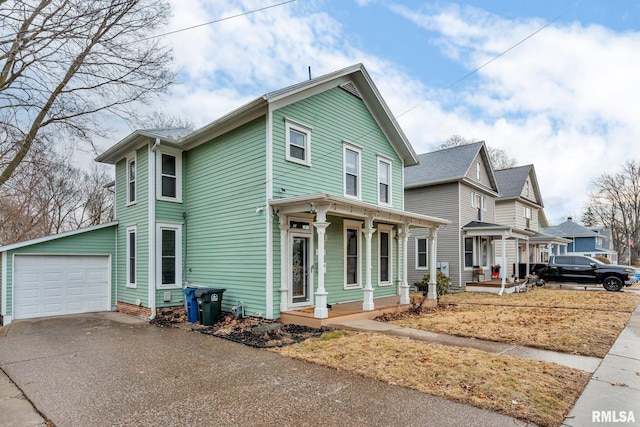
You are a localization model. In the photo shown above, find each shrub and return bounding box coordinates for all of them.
[593,255,611,264]
[414,271,451,297]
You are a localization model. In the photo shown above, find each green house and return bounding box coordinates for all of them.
[1,64,448,325]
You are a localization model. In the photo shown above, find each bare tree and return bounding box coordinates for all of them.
[435,135,518,170]
[132,111,195,131]
[586,160,640,264]
[0,145,114,245]
[0,0,175,188]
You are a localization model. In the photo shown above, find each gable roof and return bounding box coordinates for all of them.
[543,218,598,238]
[404,141,499,194]
[97,64,418,166]
[495,164,544,207]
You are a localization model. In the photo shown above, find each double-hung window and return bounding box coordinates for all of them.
[378,225,392,285]
[344,220,362,288]
[472,192,486,221]
[156,149,182,202]
[127,156,136,205]
[524,206,532,228]
[378,157,391,205]
[344,144,361,199]
[126,226,136,288]
[157,223,182,288]
[464,237,474,268]
[416,237,428,269]
[285,119,312,166]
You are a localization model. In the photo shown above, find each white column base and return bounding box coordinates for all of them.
[314,292,328,319]
[400,284,410,305]
[280,288,288,313]
[427,282,437,300]
[362,288,375,311]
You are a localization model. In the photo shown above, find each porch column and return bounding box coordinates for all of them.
[362,215,376,311]
[398,224,411,304]
[279,217,289,314]
[428,227,438,300]
[498,234,507,296]
[313,204,330,319]
[396,231,402,296]
[525,240,530,276]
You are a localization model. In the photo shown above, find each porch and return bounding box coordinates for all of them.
[280,295,437,328]
[465,278,528,294]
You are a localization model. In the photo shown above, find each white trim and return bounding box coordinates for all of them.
[126,226,137,288]
[415,236,429,270]
[1,251,7,322]
[284,118,312,166]
[126,153,137,206]
[156,222,183,290]
[288,221,315,308]
[0,222,118,253]
[344,219,363,289]
[377,156,392,206]
[148,142,157,318]
[343,142,362,200]
[266,105,274,319]
[156,146,183,203]
[378,224,393,286]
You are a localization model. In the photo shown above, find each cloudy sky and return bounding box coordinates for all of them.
[116,0,640,225]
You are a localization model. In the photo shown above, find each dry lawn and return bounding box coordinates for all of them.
[392,287,640,357]
[274,331,590,427]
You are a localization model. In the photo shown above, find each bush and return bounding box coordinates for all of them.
[594,255,611,264]
[414,271,451,297]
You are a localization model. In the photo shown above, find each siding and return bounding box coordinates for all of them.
[271,87,404,209]
[465,153,494,190]
[405,183,461,287]
[4,225,117,316]
[115,144,150,306]
[184,117,268,318]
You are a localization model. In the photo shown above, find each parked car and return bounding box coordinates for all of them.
[536,255,636,291]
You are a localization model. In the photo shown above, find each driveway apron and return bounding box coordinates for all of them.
[0,313,521,427]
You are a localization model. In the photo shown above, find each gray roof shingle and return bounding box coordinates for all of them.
[404,141,485,187]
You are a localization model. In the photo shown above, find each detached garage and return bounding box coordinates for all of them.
[1,222,117,325]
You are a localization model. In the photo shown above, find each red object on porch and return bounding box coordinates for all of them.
[492,272,499,279]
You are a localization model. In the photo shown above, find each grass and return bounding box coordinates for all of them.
[274,331,590,427]
[272,287,640,426]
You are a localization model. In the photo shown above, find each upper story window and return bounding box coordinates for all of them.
[476,161,481,180]
[156,148,182,202]
[127,156,136,205]
[344,143,361,199]
[472,192,486,220]
[285,119,312,166]
[378,157,391,205]
[524,206,532,228]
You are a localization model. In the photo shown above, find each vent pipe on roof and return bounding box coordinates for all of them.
[308,66,311,80]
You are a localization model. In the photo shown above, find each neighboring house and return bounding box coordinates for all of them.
[404,142,530,291]
[494,165,570,277]
[1,64,449,326]
[543,217,618,263]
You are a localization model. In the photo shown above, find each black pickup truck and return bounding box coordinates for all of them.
[535,255,636,291]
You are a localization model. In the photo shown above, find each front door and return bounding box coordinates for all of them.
[291,234,312,305]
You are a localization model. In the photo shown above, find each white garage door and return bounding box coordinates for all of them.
[14,255,110,320]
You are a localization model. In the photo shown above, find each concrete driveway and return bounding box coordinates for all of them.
[0,312,521,427]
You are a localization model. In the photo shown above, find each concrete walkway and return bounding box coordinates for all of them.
[330,318,603,372]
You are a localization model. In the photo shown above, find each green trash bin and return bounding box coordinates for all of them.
[194,288,226,326]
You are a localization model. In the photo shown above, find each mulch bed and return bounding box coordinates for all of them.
[151,309,331,348]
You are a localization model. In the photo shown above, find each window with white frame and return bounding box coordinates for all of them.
[157,223,182,288]
[476,161,481,180]
[157,149,182,202]
[127,156,136,205]
[126,226,136,288]
[416,237,428,269]
[378,157,391,205]
[472,192,486,220]
[344,144,361,199]
[285,119,312,165]
[524,206,532,228]
[344,220,362,288]
[378,225,392,285]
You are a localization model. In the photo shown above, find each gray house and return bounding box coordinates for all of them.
[404,142,531,291]
[544,217,618,263]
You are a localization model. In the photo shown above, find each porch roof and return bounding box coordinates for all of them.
[528,230,571,245]
[270,193,449,229]
[462,221,534,240]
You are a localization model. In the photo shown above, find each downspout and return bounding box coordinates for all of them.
[148,138,160,319]
[1,251,7,324]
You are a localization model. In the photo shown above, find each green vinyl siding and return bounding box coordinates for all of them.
[271,87,404,209]
[4,225,117,316]
[115,145,150,306]
[185,117,268,317]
